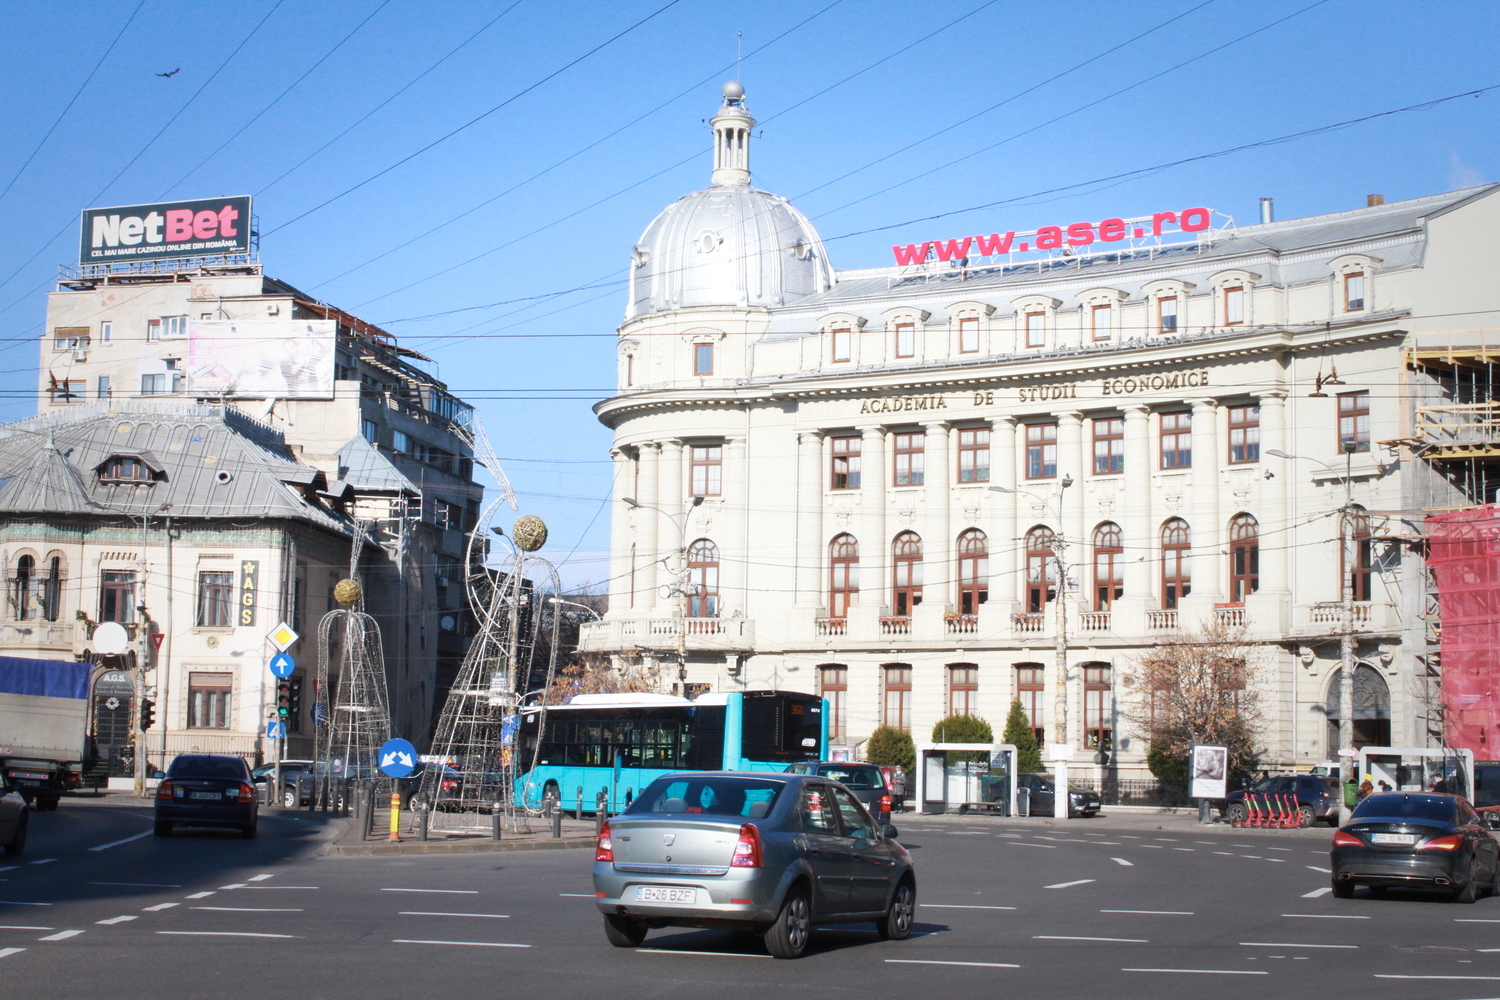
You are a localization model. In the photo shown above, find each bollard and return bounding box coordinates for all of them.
[417,798,429,842]
[551,800,562,839]
[595,791,607,835]
[492,803,503,841]
[388,791,402,843]
[576,786,584,822]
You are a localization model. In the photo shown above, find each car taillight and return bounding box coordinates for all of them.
[731,823,762,868]
[156,780,173,800]
[880,794,892,812]
[237,782,255,803]
[595,821,614,862]
[1332,829,1362,847]
[1423,834,1464,851]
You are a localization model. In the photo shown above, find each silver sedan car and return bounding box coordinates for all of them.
[592,771,916,958]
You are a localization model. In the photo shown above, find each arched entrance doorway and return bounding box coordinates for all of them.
[1326,663,1391,757]
[92,670,135,778]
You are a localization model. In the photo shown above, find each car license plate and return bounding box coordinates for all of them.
[634,886,696,903]
[1372,833,1415,845]
[190,791,223,801]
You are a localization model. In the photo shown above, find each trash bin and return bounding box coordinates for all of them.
[1016,786,1030,818]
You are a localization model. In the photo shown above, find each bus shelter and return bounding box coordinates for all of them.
[1356,746,1475,800]
[915,743,1017,816]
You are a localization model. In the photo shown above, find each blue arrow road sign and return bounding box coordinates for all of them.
[269,652,296,678]
[379,737,418,778]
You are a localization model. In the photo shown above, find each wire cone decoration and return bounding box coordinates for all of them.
[312,579,392,809]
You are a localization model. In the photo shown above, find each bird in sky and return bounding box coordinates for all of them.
[156,68,180,78]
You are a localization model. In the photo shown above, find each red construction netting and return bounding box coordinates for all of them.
[1426,504,1500,753]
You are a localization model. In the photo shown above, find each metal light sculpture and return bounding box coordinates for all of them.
[312,575,392,810]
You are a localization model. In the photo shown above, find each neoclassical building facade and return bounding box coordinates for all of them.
[580,82,1500,776]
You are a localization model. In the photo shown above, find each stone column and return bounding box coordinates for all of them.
[635,442,661,611]
[796,430,825,608]
[607,447,633,616]
[989,416,1018,615]
[857,425,887,609]
[1189,398,1223,604]
[1119,405,1152,625]
[923,421,952,607]
[722,436,748,615]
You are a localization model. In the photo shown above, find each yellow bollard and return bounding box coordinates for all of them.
[388,792,402,842]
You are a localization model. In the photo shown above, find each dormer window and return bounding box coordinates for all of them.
[1344,272,1365,311]
[100,457,153,483]
[1158,296,1178,333]
[831,327,852,362]
[1223,286,1244,325]
[894,322,915,358]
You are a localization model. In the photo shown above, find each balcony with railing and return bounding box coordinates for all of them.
[1146,609,1180,632]
[1012,612,1046,634]
[944,614,978,635]
[814,617,847,637]
[1214,604,1246,627]
[577,616,754,653]
[1078,611,1110,631]
[879,617,911,636]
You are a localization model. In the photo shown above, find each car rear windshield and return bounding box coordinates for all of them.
[817,765,882,790]
[168,756,248,780]
[1351,794,1456,822]
[629,775,785,819]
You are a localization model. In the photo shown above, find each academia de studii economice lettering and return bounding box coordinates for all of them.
[855,371,1213,413]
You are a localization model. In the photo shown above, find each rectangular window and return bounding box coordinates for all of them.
[624,354,634,386]
[147,319,162,342]
[1227,404,1260,463]
[830,327,852,362]
[958,317,980,354]
[187,672,233,729]
[957,427,990,483]
[1092,417,1124,474]
[1026,422,1057,479]
[392,430,410,454]
[53,328,89,351]
[1025,312,1046,348]
[1344,272,1365,311]
[1158,296,1178,334]
[96,376,111,400]
[892,431,925,486]
[1160,411,1192,469]
[1223,286,1244,325]
[831,436,861,490]
[894,322,915,358]
[100,571,137,623]
[1084,665,1112,749]
[361,418,378,444]
[100,321,112,344]
[162,315,189,339]
[50,379,86,403]
[434,500,463,531]
[171,372,184,393]
[1091,304,1113,342]
[690,444,722,496]
[1339,391,1370,453]
[948,664,978,717]
[883,664,912,731]
[196,572,234,628]
[140,373,167,395]
[693,342,714,376]
[1016,664,1045,745]
[820,665,848,741]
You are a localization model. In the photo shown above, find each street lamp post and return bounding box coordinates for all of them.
[622,496,703,693]
[992,477,1074,818]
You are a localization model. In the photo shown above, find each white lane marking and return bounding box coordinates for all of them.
[1008,843,1056,849]
[1154,838,1179,842]
[37,930,83,941]
[1267,859,1286,863]
[158,931,299,939]
[381,888,478,894]
[28,859,57,865]
[1092,842,1122,845]
[241,886,318,890]
[192,907,303,912]
[0,901,50,906]
[88,882,181,888]
[1241,941,1356,949]
[95,916,137,925]
[1194,842,1217,845]
[185,892,215,899]
[1173,848,1195,852]
[1139,845,1164,849]
[1036,935,1147,943]
[1111,858,1134,866]
[1119,835,1141,839]
[399,911,510,918]
[921,904,1016,910]
[0,948,24,959]
[1306,866,1332,873]
[558,894,596,898]
[1214,852,1235,856]
[1044,880,1096,889]
[393,939,530,948]
[1456,919,1500,923]
[1302,888,1333,898]
[248,874,275,882]
[0,925,51,931]
[1240,855,1262,859]
[1125,968,1267,976]
[1281,914,1369,919]
[1101,910,1193,915]
[1374,975,1500,981]
[1269,848,1293,852]
[88,831,152,852]
[218,884,248,890]
[142,903,178,912]
[886,959,1019,968]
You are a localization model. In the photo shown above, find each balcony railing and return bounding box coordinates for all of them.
[577,617,753,651]
[944,614,978,634]
[1146,609,1179,631]
[1012,612,1045,633]
[1311,601,1372,625]
[815,617,847,636]
[880,617,911,635]
[1214,604,1246,627]
[1078,611,1110,631]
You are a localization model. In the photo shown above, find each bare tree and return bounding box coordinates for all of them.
[543,652,662,703]
[1123,620,1265,778]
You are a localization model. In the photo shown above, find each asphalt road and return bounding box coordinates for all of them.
[4,798,1500,1000]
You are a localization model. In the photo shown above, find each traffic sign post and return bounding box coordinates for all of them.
[378,738,417,844]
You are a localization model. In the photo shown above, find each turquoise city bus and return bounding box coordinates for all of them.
[515,689,827,812]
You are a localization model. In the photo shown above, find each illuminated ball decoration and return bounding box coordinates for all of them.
[333,579,363,606]
[511,515,548,552]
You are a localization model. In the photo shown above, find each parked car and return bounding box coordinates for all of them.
[154,754,258,838]
[1017,773,1101,817]
[1225,774,1340,826]
[0,775,26,855]
[1331,792,1499,901]
[593,771,916,959]
[786,761,894,825]
[250,760,313,808]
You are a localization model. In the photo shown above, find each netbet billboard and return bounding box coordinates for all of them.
[79,196,251,264]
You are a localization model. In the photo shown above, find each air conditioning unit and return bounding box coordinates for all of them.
[72,349,88,362]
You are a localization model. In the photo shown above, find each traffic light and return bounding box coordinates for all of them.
[287,676,303,720]
[139,698,156,731]
[276,680,291,720]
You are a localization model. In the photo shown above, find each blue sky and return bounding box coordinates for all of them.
[0,0,1495,588]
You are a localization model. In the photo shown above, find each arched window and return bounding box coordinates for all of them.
[686,539,719,618]
[1326,664,1391,755]
[819,665,848,740]
[1015,663,1045,744]
[1161,519,1192,609]
[12,555,35,621]
[44,555,62,622]
[956,529,988,614]
[1343,506,1373,602]
[1229,513,1259,603]
[1083,663,1112,749]
[828,534,859,618]
[1093,522,1123,611]
[892,532,923,616]
[1025,527,1057,612]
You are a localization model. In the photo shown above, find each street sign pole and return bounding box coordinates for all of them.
[377,738,418,844]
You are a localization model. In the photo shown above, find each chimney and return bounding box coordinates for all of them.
[1259,198,1274,224]
[1367,194,1385,207]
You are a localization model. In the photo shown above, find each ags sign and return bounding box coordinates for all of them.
[892,207,1212,266]
[79,195,252,264]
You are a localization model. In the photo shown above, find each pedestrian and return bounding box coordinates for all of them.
[1358,779,1373,800]
[1378,780,1391,793]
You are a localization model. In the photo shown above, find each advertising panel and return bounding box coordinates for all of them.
[1189,743,1229,800]
[187,320,335,399]
[79,196,251,264]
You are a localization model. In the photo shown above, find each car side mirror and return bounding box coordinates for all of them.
[883,824,899,840]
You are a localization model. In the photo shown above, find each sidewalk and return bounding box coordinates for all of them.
[895,806,1337,841]
[320,804,596,857]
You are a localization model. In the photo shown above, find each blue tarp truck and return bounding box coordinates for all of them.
[0,656,93,809]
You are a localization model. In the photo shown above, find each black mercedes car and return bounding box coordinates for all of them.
[1331,792,1499,901]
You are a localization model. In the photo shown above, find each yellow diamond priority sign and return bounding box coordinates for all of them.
[267,621,300,652]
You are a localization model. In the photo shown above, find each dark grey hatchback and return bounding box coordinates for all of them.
[155,754,258,838]
[593,772,916,958]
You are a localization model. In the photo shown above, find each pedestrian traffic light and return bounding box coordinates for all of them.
[139,698,156,731]
[276,680,291,719]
